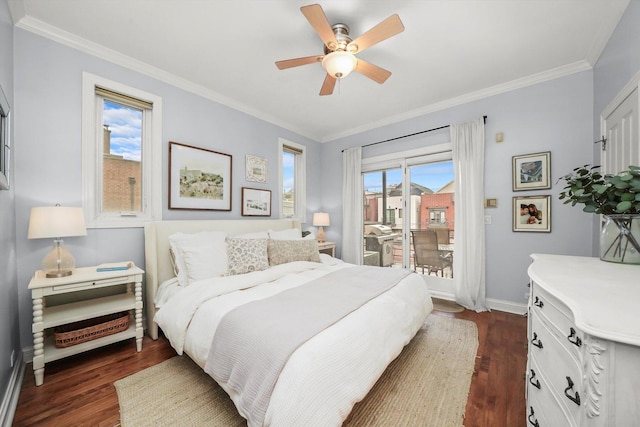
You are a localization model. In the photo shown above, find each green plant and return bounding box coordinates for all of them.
[558,165,640,215]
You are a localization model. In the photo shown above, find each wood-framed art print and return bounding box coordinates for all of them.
[169,141,232,210]
[246,155,267,183]
[513,195,551,233]
[241,187,271,216]
[0,84,10,190]
[512,151,551,191]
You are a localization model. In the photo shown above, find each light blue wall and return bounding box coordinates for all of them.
[592,1,640,255]
[13,29,322,348]
[594,1,640,134]
[0,0,19,407]
[321,71,595,305]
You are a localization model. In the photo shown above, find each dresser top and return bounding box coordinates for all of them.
[529,254,640,346]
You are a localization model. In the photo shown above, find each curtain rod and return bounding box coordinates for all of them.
[342,115,487,152]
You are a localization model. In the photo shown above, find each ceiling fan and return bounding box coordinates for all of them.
[275,4,404,96]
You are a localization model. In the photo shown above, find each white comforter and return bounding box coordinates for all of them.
[154,259,433,427]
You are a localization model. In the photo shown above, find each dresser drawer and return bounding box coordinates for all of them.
[527,359,575,427]
[530,311,583,424]
[531,282,584,362]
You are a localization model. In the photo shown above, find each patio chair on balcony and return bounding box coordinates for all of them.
[411,230,453,277]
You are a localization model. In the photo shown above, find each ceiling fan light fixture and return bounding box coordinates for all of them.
[322,50,357,79]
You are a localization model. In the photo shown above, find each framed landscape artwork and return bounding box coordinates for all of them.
[241,187,271,216]
[168,141,232,210]
[513,195,551,232]
[512,151,551,191]
[246,155,267,183]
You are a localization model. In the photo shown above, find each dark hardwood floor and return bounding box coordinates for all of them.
[12,308,527,427]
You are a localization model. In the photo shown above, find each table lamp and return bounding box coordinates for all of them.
[27,205,87,278]
[313,212,330,243]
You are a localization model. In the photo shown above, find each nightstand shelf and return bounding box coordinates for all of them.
[41,293,136,329]
[29,265,144,386]
[42,322,137,364]
[317,241,336,257]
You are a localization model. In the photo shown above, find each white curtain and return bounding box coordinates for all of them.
[451,117,489,311]
[342,147,363,264]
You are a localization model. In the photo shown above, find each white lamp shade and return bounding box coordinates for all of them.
[322,51,357,78]
[313,212,331,227]
[28,206,87,239]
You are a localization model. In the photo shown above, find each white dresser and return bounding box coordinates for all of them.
[526,254,640,426]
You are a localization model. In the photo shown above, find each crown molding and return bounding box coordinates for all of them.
[320,60,593,142]
[585,0,630,66]
[15,15,594,145]
[14,15,321,142]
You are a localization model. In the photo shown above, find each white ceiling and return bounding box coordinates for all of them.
[9,0,630,142]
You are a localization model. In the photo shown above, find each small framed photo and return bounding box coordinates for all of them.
[246,155,267,183]
[241,187,271,216]
[513,195,551,233]
[169,141,232,210]
[512,151,551,191]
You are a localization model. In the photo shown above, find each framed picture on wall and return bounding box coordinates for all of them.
[513,195,551,232]
[241,187,271,216]
[246,155,267,183]
[512,151,551,191]
[168,141,232,210]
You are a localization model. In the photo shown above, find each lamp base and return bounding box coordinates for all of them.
[45,269,73,278]
[317,226,326,243]
[42,239,76,278]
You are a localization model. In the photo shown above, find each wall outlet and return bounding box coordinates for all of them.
[10,350,15,368]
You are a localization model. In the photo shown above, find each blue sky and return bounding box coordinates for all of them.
[364,161,454,193]
[104,101,142,161]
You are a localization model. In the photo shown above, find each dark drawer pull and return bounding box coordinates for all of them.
[531,332,543,349]
[529,369,541,389]
[534,296,544,308]
[567,327,582,347]
[528,407,540,427]
[564,376,581,406]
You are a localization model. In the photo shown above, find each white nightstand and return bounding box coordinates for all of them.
[317,241,336,257]
[28,265,144,386]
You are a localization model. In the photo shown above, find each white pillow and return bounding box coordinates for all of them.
[268,228,302,240]
[168,231,228,286]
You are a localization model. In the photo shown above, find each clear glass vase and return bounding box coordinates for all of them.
[600,215,640,264]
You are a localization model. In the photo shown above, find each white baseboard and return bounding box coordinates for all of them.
[0,351,25,427]
[429,291,527,315]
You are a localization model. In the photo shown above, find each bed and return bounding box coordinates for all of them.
[144,219,433,427]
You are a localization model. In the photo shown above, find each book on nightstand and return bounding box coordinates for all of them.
[96,261,134,272]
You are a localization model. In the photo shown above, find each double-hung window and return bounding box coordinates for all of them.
[279,138,306,221]
[82,73,162,228]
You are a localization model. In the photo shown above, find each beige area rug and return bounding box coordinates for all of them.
[114,315,478,427]
[432,297,465,313]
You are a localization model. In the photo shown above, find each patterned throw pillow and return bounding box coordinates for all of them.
[226,238,269,276]
[268,239,321,266]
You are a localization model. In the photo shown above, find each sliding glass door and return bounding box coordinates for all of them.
[362,152,454,278]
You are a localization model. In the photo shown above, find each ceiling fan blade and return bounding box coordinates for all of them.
[319,74,337,96]
[300,4,339,51]
[275,55,323,70]
[348,14,404,54]
[355,59,392,84]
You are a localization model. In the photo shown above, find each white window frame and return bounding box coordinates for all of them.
[278,138,306,223]
[82,72,162,228]
[362,142,453,269]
